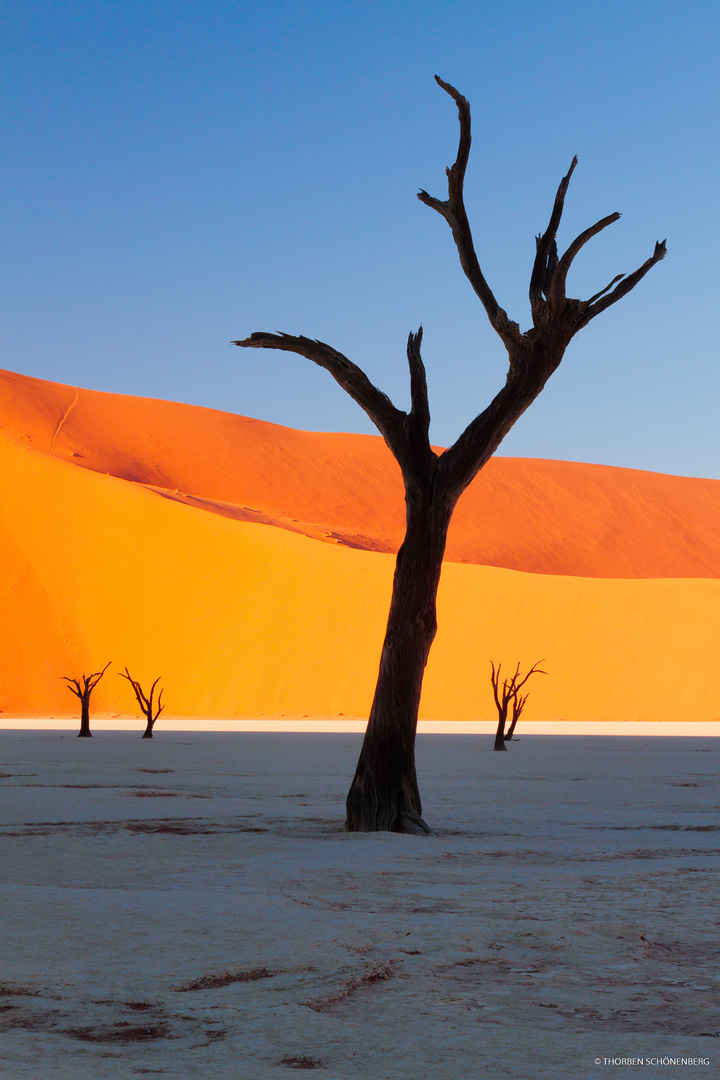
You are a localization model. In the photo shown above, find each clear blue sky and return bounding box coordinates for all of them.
[1,0,718,476]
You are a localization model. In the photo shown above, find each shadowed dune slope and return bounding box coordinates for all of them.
[2,367,720,578]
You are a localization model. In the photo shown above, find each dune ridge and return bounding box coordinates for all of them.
[2,367,720,579]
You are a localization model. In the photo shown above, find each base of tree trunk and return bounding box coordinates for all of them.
[77,731,93,738]
[345,808,431,835]
[141,730,153,739]
[397,811,431,835]
[345,772,432,834]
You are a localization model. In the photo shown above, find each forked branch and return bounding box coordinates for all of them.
[530,156,578,314]
[529,162,666,330]
[62,661,111,700]
[548,212,622,309]
[417,76,520,349]
[509,659,546,697]
[571,239,667,332]
[232,332,406,454]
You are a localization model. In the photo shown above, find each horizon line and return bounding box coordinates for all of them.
[2,719,718,737]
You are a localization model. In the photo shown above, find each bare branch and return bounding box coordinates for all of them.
[119,668,134,693]
[584,273,625,306]
[437,373,533,501]
[233,332,405,451]
[572,240,667,333]
[149,678,164,720]
[513,691,529,718]
[510,659,547,696]
[86,661,111,693]
[548,212,621,307]
[407,327,430,434]
[416,189,446,217]
[62,662,110,700]
[541,239,559,300]
[120,668,149,713]
[489,661,504,713]
[62,677,83,699]
[434,75,472,189]
[529,156,577,314]
[417,76,520,349]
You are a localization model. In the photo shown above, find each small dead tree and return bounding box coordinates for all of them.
[504,690,529,744]
[490,661,545,751]
[119,668,164,739]
[234,76,665,832]
[62,662,111,738]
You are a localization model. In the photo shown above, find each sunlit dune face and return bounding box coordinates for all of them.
[2,366,720,724]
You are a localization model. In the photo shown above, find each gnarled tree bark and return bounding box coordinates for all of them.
[234,76,665,833]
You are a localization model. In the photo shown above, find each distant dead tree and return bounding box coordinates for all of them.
[490,661,546,751]
[234,75,665,833]
[62,662,111,738]
[119,669,164,739]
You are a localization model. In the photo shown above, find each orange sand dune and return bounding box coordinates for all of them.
[3,367,720,578]
[2,417,720,723]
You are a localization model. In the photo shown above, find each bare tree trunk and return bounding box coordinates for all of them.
[504,715,519,741]
[346,494,452,832]
[78,696,92,738]
[493,715,508,751]
[141,721,154,739]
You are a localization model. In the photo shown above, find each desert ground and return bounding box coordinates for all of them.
[1,729,718,1079]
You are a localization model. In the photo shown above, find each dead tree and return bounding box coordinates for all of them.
[62,662,111,737]
[234,76,665,833]
[490,661,545,750]
[504,691,528,744]
[119,669,164,738]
